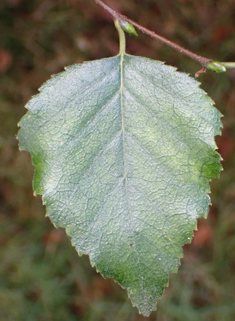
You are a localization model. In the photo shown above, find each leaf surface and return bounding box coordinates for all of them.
[18,53,222,316]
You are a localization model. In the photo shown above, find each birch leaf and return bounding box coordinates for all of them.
[18,51,222,316]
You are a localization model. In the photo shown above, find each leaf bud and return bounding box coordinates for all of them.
[206,61,226,73]
[119,19,138,36]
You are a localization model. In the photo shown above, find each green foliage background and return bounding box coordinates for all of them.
[0,0,235,320]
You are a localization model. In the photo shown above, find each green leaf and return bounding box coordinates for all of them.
[18,53,222,316]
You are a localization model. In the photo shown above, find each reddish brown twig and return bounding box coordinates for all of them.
[94,0,212,69]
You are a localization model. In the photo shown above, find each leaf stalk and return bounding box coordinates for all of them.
[114,20,126,55]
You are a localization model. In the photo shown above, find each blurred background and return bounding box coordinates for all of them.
[0,0,235,320]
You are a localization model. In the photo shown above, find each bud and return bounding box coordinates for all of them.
[206,61,226,73]
[119,19,138,36]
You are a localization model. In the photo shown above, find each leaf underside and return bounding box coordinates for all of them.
[18,54,222,316]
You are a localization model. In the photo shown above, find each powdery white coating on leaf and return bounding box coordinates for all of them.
[18,54,222,316]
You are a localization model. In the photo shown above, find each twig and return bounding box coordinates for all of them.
[94,0,212,67]
[95,0,119,20]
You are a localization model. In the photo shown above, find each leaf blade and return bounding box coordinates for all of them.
[18,54,222,316]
